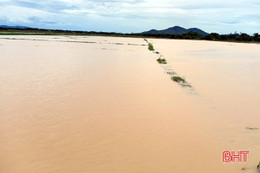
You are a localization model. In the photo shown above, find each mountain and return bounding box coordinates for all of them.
[187,28,208,35]
[142,26,208,35]
[0,25,31,29]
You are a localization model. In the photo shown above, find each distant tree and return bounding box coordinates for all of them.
[183,31,201,39]
[228,32,240,41]
[220,35,228,41]
[253,33,259,41]
[210,33,220,40]
[202,34,213,40]
[201,33,220,40]
[240,33,252,41]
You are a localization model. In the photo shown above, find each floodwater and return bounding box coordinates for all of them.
[0,36,260,173]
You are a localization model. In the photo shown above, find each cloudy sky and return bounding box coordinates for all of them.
[0,0,259,34]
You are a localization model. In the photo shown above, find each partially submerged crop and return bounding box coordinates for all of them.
[144,37,192,88]
[246,127,258,130]
[144,38,155,51]
[148,43,154,51]
[171,76,191,87]
[172,76,186,83]
[157,57,167,64]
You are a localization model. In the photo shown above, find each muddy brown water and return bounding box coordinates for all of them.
[0,36,260,173]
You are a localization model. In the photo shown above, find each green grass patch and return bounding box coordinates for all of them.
[157,57,167,64]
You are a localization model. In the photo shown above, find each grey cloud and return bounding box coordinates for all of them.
[14,0,42,9]
[0,0,259,34]
[222,20,240,24]
[27,16,57,24]
[2,0,79,12]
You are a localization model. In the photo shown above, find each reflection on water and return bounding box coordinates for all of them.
[0,36,260,173]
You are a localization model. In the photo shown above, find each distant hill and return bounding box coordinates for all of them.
[0,25,31,29]
[142,26,208,36]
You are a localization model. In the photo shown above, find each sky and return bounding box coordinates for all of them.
[0,0,260,34]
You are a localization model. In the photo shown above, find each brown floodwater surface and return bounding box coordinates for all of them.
[0,36,260,173]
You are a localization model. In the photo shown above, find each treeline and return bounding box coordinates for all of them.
[139,31,260,42]
[0,27,133,37]
[202,32,260,42]
[1,27,260,42]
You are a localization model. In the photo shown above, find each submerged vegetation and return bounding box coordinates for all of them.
[148,43,154,51]
[144,38,191,88]
[172,76,186,83]
[172,76,192,87]
[157,57,167,64]
[144,39,155,51]
[246,127,258,130]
